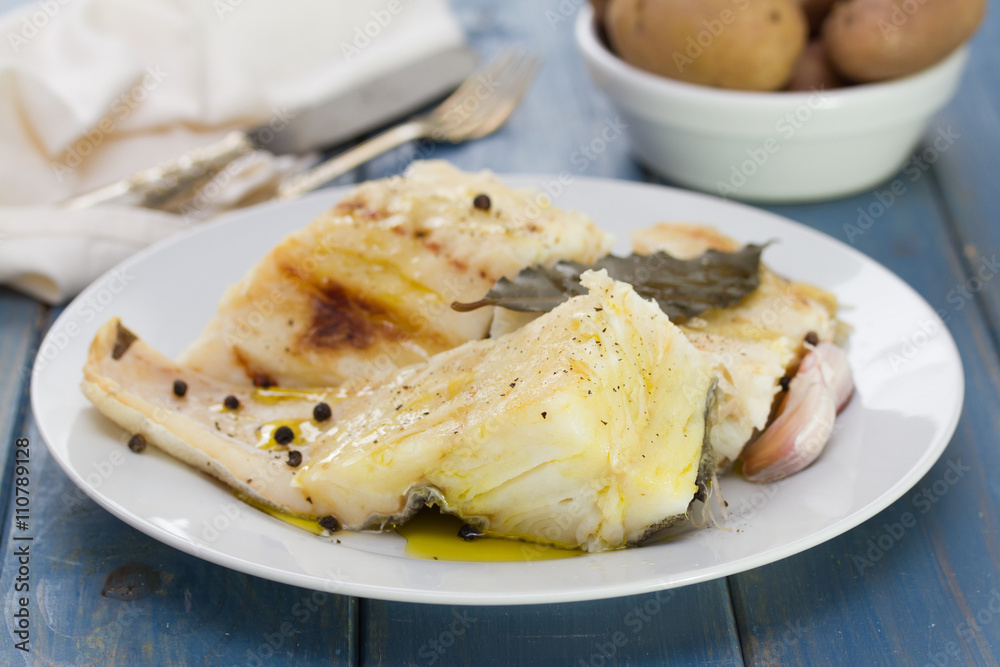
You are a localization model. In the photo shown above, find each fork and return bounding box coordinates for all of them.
[274,49,540,201]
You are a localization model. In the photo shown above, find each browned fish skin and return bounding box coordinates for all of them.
[179,161,613,389]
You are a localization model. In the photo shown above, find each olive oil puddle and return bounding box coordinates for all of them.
[235,496,581,562]
[397,509,582,562]
[237,493,326,535]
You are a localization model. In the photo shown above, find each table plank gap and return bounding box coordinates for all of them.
[1,302,361,664]
[916,15,1000,339]
[927,165,1000,362]
[728,170,1000,665]
[0,295,51,580]
[0,415,362,665]
[361,579,743,667]
[725,577,751,666]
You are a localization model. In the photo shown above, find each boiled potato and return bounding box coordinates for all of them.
[606,0,808,91]
[787,40,846,91]
[798,0,837,33]
[591,0,610,24]
[823,0,986,82]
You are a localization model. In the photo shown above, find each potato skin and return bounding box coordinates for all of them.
[606,0,808,91]
[591,0,610,23]
[590,0,611,27]
[787,40,846,91]
[823,0,987,82]
[798,0,837,33]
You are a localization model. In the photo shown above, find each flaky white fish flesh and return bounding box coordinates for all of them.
[82,272,715,552]
[631,223,844,467]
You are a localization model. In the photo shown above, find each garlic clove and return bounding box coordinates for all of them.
[739,350,838,483]
[813,342,854,413]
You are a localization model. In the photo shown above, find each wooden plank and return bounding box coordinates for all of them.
[919,14,1000,341]
[0,414,359,665]
[725,173,1000,664]
[0,290,47,557]
[363,582,742,666]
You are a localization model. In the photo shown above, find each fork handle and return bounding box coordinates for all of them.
[276,120,427,200]
[61,131,256,210]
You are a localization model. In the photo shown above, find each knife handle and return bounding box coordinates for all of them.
[275,121,426,200]
[61,131,257,210]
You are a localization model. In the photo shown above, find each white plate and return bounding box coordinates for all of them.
[31,176,964,605]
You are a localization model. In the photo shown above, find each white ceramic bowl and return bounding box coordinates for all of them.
[574,5,970,202]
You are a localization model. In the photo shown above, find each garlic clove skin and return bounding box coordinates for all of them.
[739,349,838,483]
[812,342,854,413]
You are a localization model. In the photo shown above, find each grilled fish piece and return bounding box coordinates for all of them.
[179,161,613,388]
[82,271,715,552]
[631,223,842,467]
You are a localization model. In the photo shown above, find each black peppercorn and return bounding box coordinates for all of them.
[473,193,491,211]
[457,523,481,541]
[318,515,340,532]
[223,395,240,410]
[273,425,294,446]
[805,331,819,346]
[127,434,146,453]
[287,450,302,467]
[172,380,188,397]
[252,373,274,388]
[313,402,332,422]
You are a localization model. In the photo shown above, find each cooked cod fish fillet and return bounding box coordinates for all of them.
[179,161,613,388]
[83,271,715,552]
[632,223,841,466]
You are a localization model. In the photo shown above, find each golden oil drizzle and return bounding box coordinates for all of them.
[235,493,325,535]
[397,509,582,562]
[254,420,326,449]
[252,387,330,404]
[231,496,580,562]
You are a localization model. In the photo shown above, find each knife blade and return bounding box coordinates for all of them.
[62,44,477,211]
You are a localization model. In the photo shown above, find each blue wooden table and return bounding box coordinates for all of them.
[3,1,1000,664]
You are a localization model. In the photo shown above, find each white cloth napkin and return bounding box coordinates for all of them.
[0,0,466,303]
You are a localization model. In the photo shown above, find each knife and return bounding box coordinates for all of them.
[62,45,478,211]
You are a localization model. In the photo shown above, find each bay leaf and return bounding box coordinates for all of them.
[452,245,765,322]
